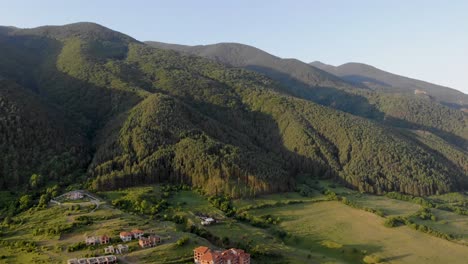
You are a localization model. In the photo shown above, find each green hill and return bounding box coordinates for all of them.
[0,23,466,197]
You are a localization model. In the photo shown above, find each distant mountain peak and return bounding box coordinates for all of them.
[8,22,138,43]
[312,60,468,106]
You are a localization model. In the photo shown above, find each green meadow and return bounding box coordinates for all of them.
[1,183,468,263]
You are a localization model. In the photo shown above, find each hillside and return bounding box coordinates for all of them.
[310,61,468,108]
[0,80,89,189]
[147,41,468,149]
[0,23,466,198]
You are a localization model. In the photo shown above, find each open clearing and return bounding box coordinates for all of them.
[250,201,468,264]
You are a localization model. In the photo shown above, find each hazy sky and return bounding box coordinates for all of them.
[2,0,467,93]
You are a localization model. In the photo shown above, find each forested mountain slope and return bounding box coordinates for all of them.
[0,80,89,188]
[147,41,468,149]
[0,22,466,197]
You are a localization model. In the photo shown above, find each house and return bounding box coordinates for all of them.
[100,234,110,244]
[131,229,144,239]
[201,217,216,226]
[68,191,84,200]
[223,248,250,264]
[139,235,160,248]
[194,246,250,264]
[200,251,223,264]
[120,231,133,242]
[85,236,99,246]
[117,244,129,254]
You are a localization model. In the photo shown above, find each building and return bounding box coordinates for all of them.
[85,236,99,246]
[100,234,110,244]
[105,244,130,254]
[201,218,216,226]
[222,248,250,264]
[138,235,160,248]
[104,245,115,254]
[194,247,250,264]
[117,244,129,254]
[67,255,117,264]
[68,191,84,200]
[131,229,144,239]
[120,231,133,242]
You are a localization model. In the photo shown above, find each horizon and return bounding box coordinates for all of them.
[3,0,467,94]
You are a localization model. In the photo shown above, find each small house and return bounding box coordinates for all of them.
[138,235,160,248]
[120,231,133,242]
[85,236,99,246]
[100,234,110,244]
[117,244,129,254]
[68,191,84,200]
[131,229,144,239]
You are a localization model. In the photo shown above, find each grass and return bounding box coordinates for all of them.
[249,200,468,264]
[345,193,422,217]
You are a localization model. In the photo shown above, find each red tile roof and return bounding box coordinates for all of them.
[120,232,132,237]
[194,246,210,254]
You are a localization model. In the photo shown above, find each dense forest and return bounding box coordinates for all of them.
[0,22,467,198]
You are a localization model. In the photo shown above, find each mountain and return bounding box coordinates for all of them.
[145,41,351,89]
[0,23,466,198]
[147,41,468,149]
[310,61,468,108]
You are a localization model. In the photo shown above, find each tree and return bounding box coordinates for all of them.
[19,195,33,210]
[29,174,43,189]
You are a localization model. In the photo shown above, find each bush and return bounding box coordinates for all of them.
[175,236,189,247]
[384,216,406,228]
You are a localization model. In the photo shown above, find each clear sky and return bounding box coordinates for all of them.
[2,0,467,93]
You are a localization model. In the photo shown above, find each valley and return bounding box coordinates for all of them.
[1,182,467,263]
[0,21,467,264]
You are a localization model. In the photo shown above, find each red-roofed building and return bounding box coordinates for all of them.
[193,246,250,264]
[120,231,133,242]
[200,251,223,264]
[131,229,144,239]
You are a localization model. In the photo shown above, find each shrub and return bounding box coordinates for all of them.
[175,236,189,247]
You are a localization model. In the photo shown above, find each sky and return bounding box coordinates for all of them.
[2,0,468,93]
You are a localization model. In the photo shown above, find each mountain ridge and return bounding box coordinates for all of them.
[310,61,468,107]
[0,22,466,198]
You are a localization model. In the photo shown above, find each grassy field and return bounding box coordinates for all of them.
[345,193,422,217]
[249,200,468,264]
